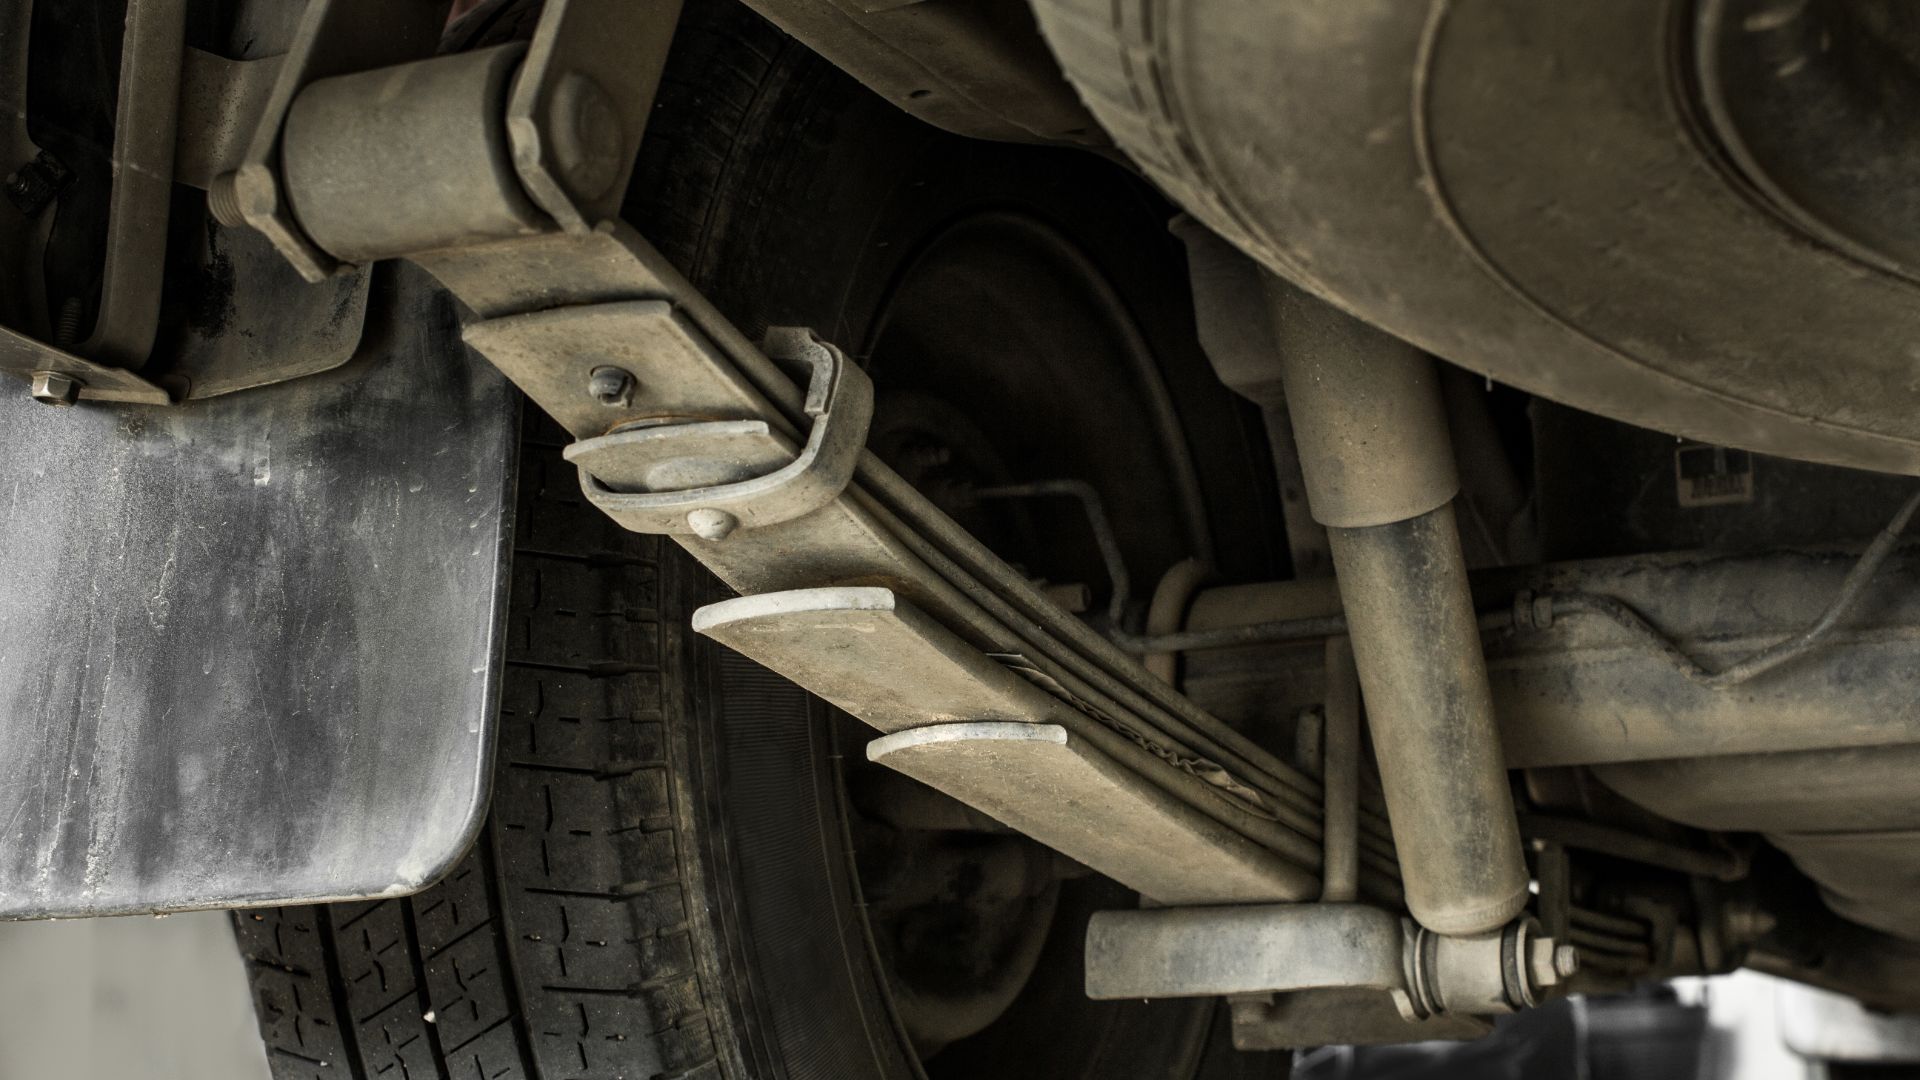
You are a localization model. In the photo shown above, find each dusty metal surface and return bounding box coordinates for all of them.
[226,0,455,281]
[1229,988,1489,1051]
[420,222,1357,882]
[283,44,546,264]
[739,0,1100,145]
[173,48,283,191]
[1084,902,1573,1018]
[0,265,515,918]
[1600,746,1920,943]
[502,0,683,233]
[156,224,371,401]
[1033,0,1920,476]
[693,586,1322,903]
[72,0,187,370]
[1270,280,1457,530]
[1324,510,1528,936]
[1174,217,1329,580]
[565,325,875,539]
[0,0,187,400]
[1086,903,1411,1001]
[869,721,1313,905]
[0,326,171,405]
[1319,636,1360,903]
[1277,285,1525,938]
[250,0,680,270]
[1183,545,1920,769]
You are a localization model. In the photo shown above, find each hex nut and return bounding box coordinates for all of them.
[588,365,636,408]
[1527,936,1577,989]
[30,370,80,406]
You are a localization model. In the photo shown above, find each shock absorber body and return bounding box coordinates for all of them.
[1273,281,1529,936]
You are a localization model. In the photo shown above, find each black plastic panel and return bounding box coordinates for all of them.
[0,264,515,917]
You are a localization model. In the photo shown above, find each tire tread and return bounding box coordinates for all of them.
[236,424,722,1080]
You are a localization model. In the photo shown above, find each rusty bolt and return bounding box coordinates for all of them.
[588,365,635,407]
[29,370,80,406]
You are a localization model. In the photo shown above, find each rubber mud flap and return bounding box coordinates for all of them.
[0,262,516,918]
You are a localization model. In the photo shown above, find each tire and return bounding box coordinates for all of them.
[233,2,1286,1078]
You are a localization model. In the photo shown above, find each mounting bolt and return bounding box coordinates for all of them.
[53,296,85,347]
[207,171,245,229]
[686,508,739,541]
[1553,944,1580,979]
[549,72,624,201]
[588,365,636,407]
[29,370,80,406]
[1527,936,1579,992]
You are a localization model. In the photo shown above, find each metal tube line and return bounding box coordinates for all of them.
[1320,636,1362,902]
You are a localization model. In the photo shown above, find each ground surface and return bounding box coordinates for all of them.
[0,910,269,1080]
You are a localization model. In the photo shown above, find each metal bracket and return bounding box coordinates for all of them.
[0,328,171,405]
[692,585,1320,904]
[221,0,456,281]
[504,0,683,234]
[221,0,679,276]
[565,328,875,540]
[0,0,188,402]
[434,220,1350,923]
[1084,903,1577,1021]
[175,48,286,191]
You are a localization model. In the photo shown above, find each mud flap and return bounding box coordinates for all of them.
[0,264,516,917]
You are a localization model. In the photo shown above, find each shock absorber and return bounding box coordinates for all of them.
[1271,280,1529,937]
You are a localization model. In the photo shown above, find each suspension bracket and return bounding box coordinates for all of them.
[565,326,874,540]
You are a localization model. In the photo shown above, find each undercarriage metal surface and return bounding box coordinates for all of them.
[0,265,514,918]
[1084,902,1572,1016]
[1273,281,1526,937]
[1184,539,1920,955]
[175,0,1920,1033]
[738,0,1100,145]
[180,0,1376,933]
[1186,544,1920,770]
[429,218,1356,907]
[254,19,1353,912]
[1601,748,1920,943]
[696,586,1322,904]
[1032,0,1920,475]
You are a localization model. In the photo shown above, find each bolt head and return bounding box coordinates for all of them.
[588,366,636,408]
[686,508,739,541]
[30,370,79,406]
[548,73,624,201]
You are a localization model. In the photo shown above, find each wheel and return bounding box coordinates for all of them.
[232,2,1287,1077]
